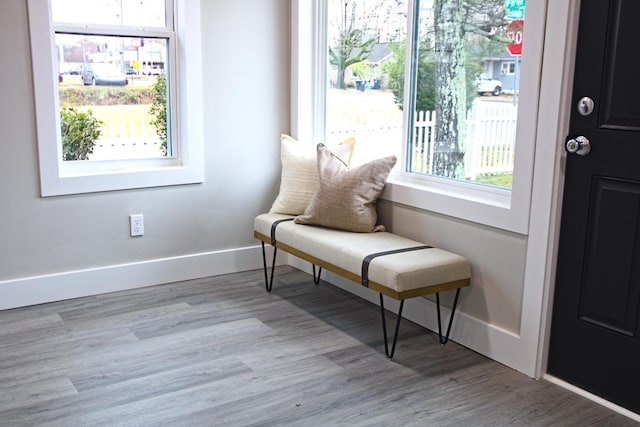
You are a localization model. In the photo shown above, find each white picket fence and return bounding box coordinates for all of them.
[89,102,518,174]
[90,123,163,160]
[329,102,518,179]
[413,102,518,179]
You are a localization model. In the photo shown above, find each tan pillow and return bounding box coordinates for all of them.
[269,135,356,215]
[294,143,397,233]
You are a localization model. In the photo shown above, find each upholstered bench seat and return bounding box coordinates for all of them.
[254,212,471,357]
[255,213,470,298]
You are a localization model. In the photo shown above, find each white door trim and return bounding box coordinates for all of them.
[522,0,582,378]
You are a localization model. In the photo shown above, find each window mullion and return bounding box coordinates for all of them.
[315,0,328,145]
[165,31,178,158]
[401,0,420,175]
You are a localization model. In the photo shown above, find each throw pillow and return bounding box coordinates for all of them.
[269,134,355,215]
[294,143,397,233]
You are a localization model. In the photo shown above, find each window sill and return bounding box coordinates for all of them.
[381,174,529,235]
[41,162,203,196]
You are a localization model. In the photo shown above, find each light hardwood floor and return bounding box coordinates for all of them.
[0,266,636,426]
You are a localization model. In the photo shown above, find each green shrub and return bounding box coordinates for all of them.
[149,74,168,155]
[60,107,103,160]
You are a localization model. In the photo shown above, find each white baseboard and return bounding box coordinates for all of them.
[0,245,280,311]
[288,257,528,375]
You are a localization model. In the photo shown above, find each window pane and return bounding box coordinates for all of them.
[409,0,522,189]
[52,0,166,27]
[326,0,407,166]
[56,33,170,161]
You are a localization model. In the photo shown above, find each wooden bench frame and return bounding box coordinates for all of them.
[254,230,470,358]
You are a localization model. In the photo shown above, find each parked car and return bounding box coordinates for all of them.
[477,74,502,96]
[82,64,128,86]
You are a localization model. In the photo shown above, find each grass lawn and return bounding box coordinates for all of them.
[474,173,513,189]
[75,104,154,138]
[59,75,158,138]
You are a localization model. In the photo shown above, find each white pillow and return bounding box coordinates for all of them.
[269,134,355,215]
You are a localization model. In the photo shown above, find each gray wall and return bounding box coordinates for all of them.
[0,0,290,280]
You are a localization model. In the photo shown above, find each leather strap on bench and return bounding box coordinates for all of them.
[270,218,295,245]
[361,246,433,287]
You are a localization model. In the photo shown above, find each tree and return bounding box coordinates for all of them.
[384,40,436,111]
[432,0,468,177]
[329,0,393,89]
[432,0,508,178]
[350,60,373,81]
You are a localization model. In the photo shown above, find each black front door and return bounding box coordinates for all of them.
[548,0,640,414]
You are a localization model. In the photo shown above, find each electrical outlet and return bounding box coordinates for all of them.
[130,214,144,237]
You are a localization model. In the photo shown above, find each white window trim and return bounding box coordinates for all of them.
[293,0,547,235]
[291,0,326,144]
[28,0,204,197]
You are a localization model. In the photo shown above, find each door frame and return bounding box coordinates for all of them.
[522,0,580,378]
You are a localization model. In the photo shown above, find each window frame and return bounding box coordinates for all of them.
[28,0,204,196]
[294,0,546,234]
[502,61,517,75]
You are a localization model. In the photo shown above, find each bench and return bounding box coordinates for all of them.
[254,212,471,358]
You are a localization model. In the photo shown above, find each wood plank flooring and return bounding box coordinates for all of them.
[0,266,636,426]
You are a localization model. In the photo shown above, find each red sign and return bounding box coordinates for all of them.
[506,20,524,56]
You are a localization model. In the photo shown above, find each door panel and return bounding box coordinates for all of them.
[579,177,640,337]
[600,2,640,130]
[548,0,640,414]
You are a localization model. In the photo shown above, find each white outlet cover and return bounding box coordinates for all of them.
[130,214,144,236]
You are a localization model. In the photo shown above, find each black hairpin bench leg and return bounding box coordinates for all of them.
[379,294,404,358]
[261,241,278,293]
[436,288,461,345]
[312,265,322,284]
[380,288,461,357]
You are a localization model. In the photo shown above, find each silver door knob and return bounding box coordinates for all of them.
[566,136,591,156]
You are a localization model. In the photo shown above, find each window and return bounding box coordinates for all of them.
[501,61,516,75]
[28,0,204,196]
[296,0,544,233]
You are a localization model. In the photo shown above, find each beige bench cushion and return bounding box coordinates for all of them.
[255,213,470,296]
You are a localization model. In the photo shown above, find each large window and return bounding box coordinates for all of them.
[28,0,204,196]
[310,0,543,233]
[326,0,523,187]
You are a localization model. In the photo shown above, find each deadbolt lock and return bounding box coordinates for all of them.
[578,97,595,116]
